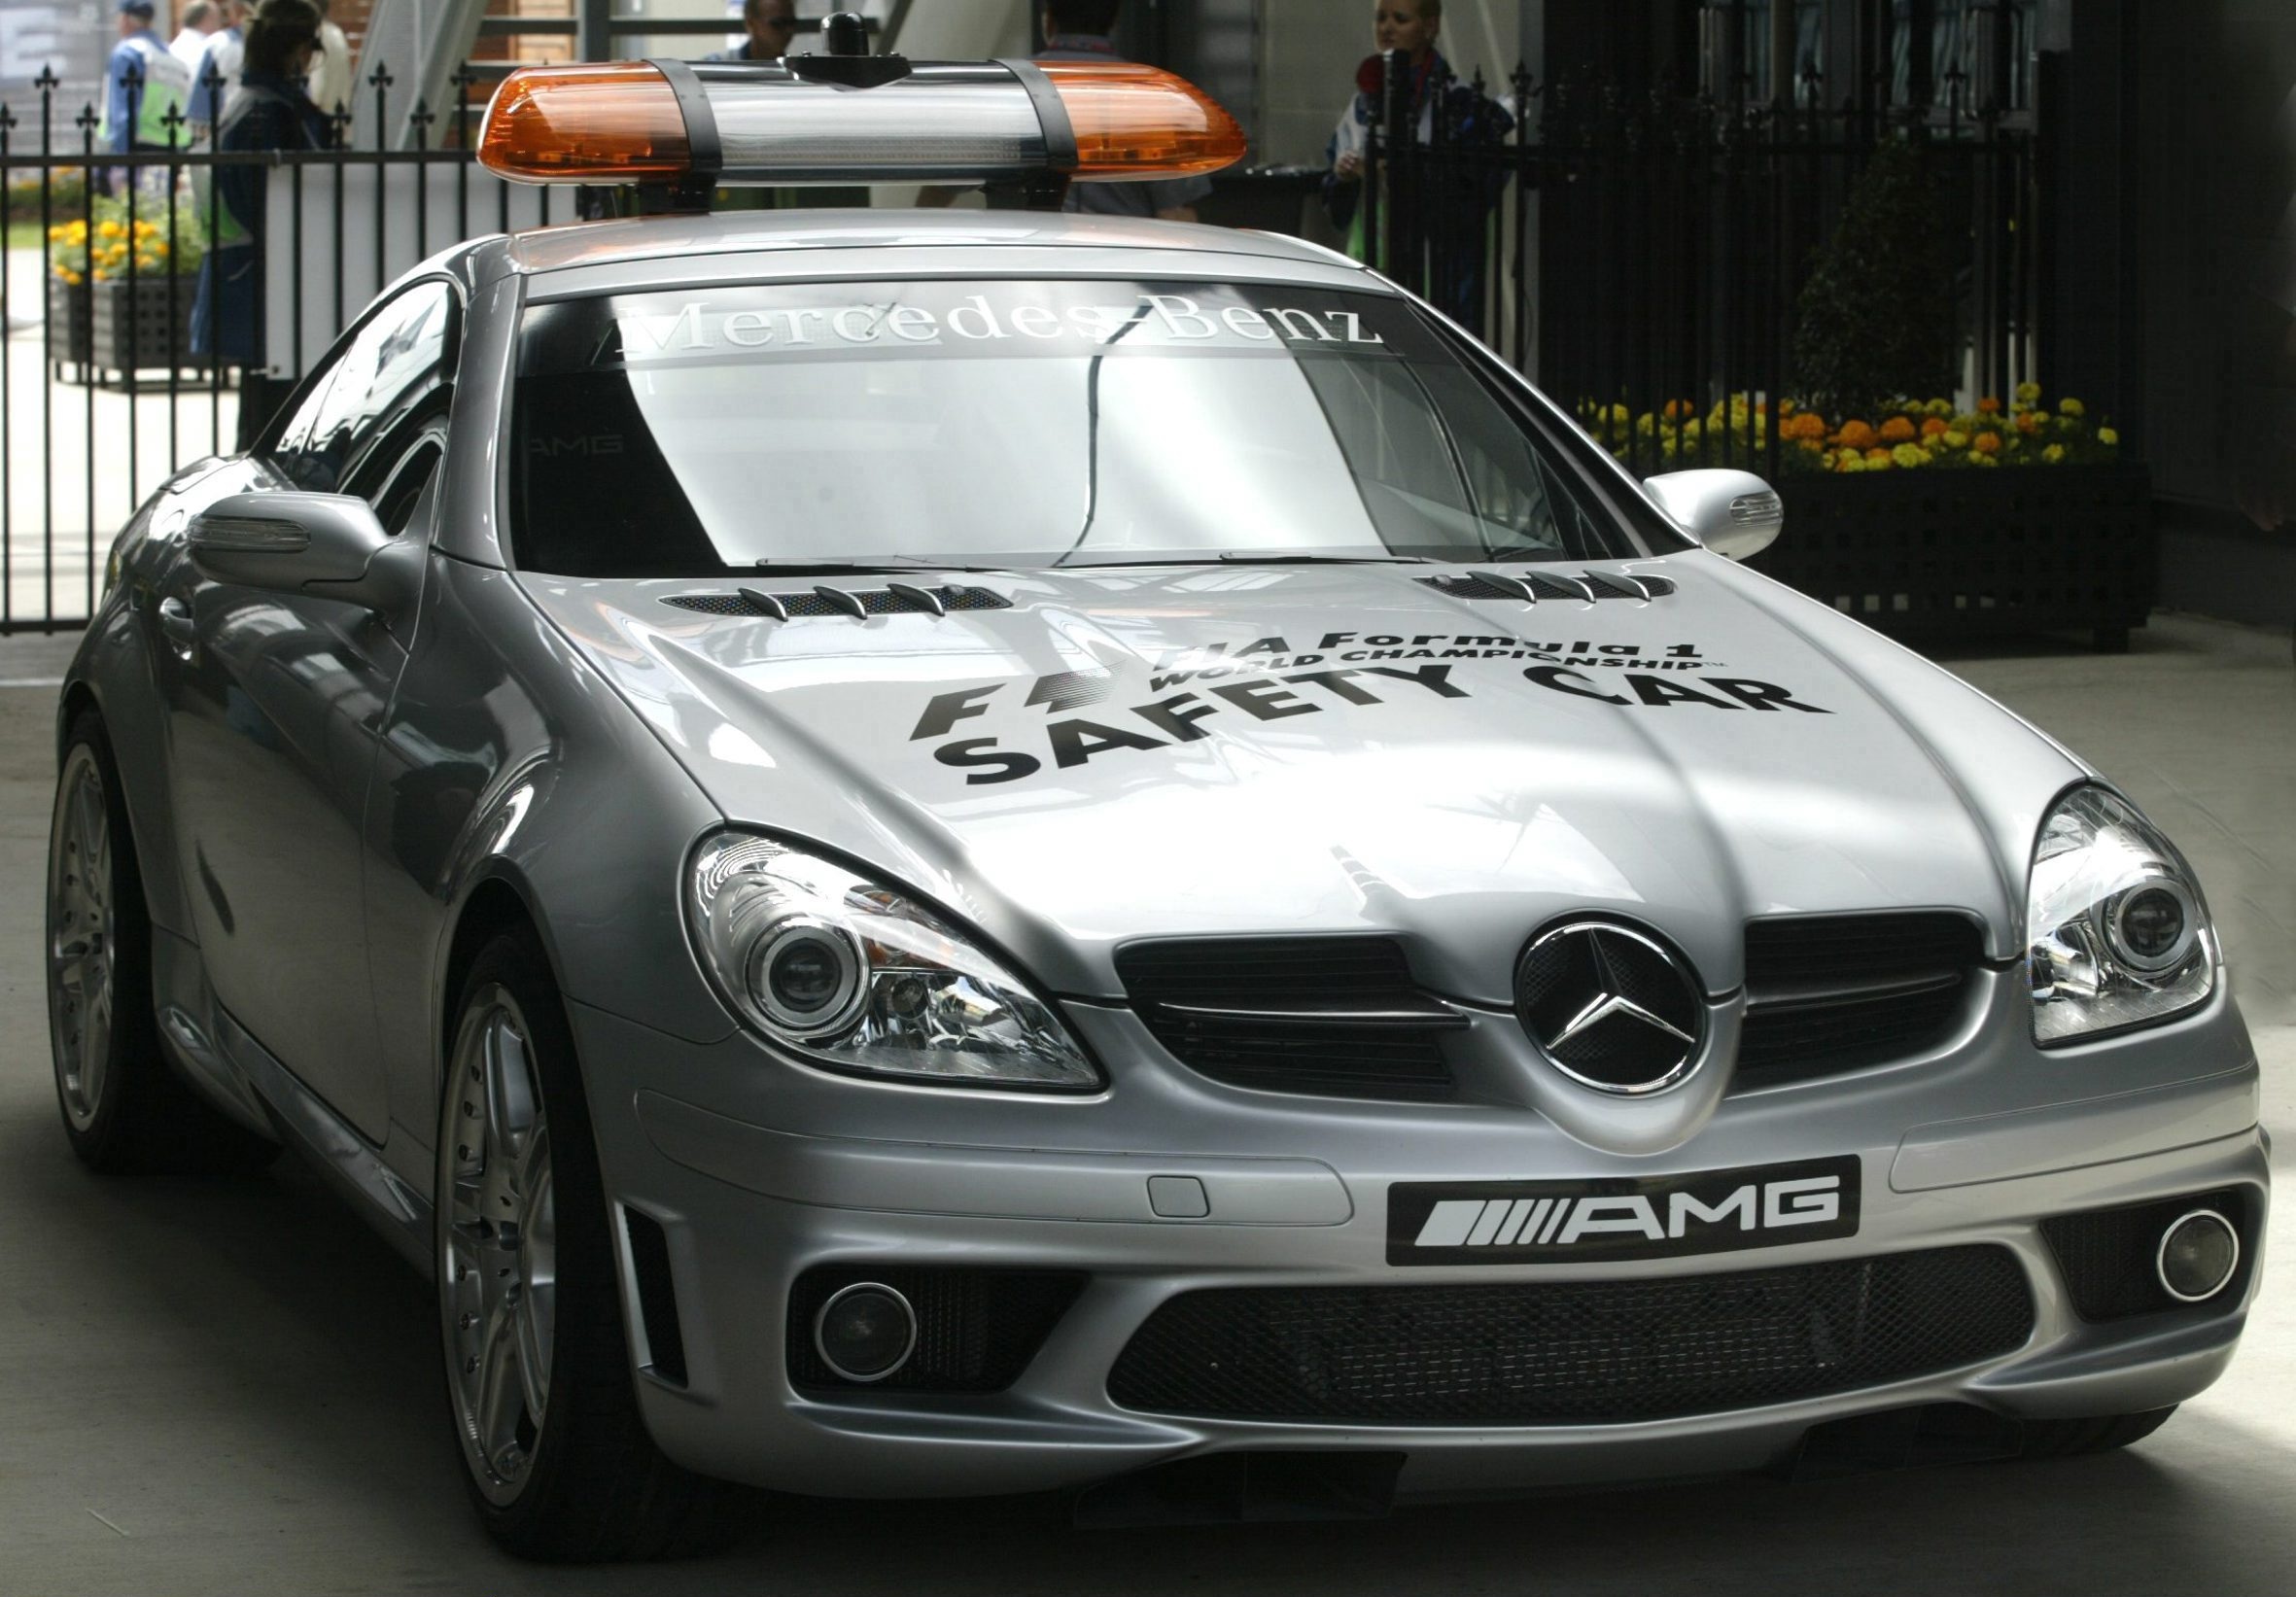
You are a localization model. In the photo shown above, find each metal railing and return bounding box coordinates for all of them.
[0,60,558,634]
[1363,55,2046,482]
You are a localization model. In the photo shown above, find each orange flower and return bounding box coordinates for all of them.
[1919,416,1949,437]
[1977,397,2002,414]
[1784,412,1828,440]
[1837,420,1878,451]
[1864,446,1894,463]
[1879,417,1919,444]
[1797,436,1826,454]
[2016,411,2043,434]
[1662,399,1695,423]
[1971,433,2001,455]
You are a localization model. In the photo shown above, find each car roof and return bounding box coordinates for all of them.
[499,206,1367,281]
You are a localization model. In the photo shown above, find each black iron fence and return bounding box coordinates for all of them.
[1363,56,2046,483]
[1,61,553,634]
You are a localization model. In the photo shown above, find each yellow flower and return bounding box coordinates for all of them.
[2057,397,2084,418]
[2014,380,2041,404]
[58,268,82,285]
[1836,454,1867,473]
[1942,431,1969,450]
[1924,398,1953,417]
[2098,427,2120,447]
[1892,443,1931,469]
[1798,437,1826,455]
[1971,451,1999,467]
[2042,443,2066,464]
[47,224,67,240]
[97,220,123,239]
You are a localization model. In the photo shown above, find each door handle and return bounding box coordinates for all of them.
[157,597,197,658]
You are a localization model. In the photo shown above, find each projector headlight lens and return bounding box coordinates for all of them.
[2027,787,2216,1046]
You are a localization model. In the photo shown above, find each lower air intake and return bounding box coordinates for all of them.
[1107,1245,2034,1425]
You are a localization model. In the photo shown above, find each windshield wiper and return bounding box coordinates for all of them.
[1068,552,1432,570]
[748,558,1011,575]
[1216,552,1431,565]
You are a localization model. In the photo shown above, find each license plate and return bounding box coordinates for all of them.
[1387,1155,1861,1267]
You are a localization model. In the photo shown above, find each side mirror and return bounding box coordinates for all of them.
[1641,469,1784,562]
[188,491,419,613]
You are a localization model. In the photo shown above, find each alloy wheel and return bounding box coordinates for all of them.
[50,745,118,1131]
[441,986,559,1506]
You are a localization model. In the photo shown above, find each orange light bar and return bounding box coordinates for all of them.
[1041,61,1246,179]
[479,62,691,182]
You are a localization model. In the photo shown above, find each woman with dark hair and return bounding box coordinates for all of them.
[191,0,332,444]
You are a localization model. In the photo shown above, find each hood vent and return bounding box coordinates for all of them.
[1418,571,1675,603]
[662,583,1012,621]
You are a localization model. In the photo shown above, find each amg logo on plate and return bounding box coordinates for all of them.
[1387,1156,1861,1266]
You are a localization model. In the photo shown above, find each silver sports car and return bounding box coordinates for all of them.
[48,53,2267,1561]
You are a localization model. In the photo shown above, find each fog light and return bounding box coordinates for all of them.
[813,1282,916,1382]
[2155,1210,2239,1302]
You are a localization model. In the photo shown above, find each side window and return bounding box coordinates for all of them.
[266,281,457,495]
[373,439,444,538]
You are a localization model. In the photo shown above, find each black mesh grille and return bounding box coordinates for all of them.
[1107,1245,2034,1425]
[1735,913,1988,1088]
[662,585,1011,619]
[786,1267,1084,1394]
[1116,938,1455,1101]
[2041,1189,2251,1322]
[1417,572,1676,602]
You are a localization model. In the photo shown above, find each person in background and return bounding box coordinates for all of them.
[705,0,798,64]
[305,0,354,124]
[101,0,192,194]
[169,0,222,75]
[1323,0,1511,322]
[191,0,331,447]
[695,1,870,213]
[188,0,252,142]
[918,0,1212,222]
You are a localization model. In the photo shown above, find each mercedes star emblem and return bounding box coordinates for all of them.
[1513,920,1708,1094]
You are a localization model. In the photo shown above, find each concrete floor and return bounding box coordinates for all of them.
[0,615,2289,1595]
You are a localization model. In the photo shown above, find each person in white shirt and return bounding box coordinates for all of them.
[169,0,220,75]
[305,0,354,123]
[188,0,250,141]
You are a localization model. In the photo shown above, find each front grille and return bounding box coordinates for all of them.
[1735,912,1987,1088]
[786,1267,1084,1394]
[663,584,1011,619]
[2041,1189,2251,1322]
[1107,1245,2034,1425]
[1116,937,1458,1101]
[1418,571,1676,603]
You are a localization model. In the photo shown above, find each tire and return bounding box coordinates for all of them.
[48,710,279,1176]
[2014,1406,2178,1460]
[436,927,735,1561]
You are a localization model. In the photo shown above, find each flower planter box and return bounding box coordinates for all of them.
[47,273,201,379]
[1748,464,2155,652]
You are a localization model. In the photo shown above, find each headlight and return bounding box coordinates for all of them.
[2027,786,2216,1046]
[684,833,1100,1090]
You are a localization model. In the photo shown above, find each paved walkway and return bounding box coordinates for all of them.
[0,614,2287,1596]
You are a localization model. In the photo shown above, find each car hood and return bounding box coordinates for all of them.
[519,555,2082,1002]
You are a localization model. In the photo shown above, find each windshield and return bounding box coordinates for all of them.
[509,278,1686,576]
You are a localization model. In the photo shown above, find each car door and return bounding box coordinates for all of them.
[152,279,459,1141]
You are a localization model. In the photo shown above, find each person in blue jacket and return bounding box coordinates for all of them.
[100,0,192,194]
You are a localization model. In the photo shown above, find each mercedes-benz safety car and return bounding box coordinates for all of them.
[46,32,2268,1561]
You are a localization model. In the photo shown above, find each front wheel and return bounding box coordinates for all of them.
[48,711,276,1175]
[436,927,734,1560]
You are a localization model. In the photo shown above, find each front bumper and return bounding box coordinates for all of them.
[572,973,2270,1501]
